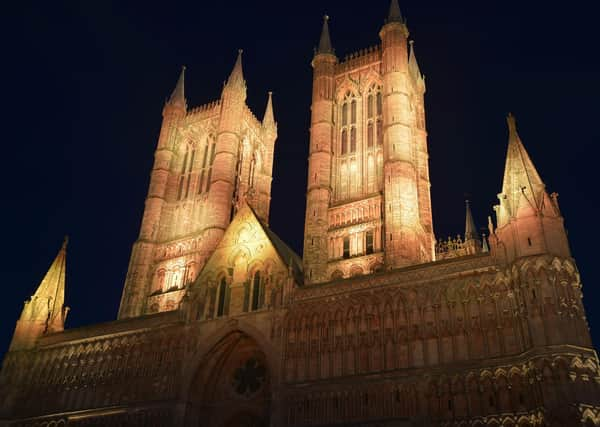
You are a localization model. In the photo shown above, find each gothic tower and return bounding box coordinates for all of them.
[303,1,435,284]
[118,53,277,318]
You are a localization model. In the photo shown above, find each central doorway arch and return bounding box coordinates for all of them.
[186,331,271,427]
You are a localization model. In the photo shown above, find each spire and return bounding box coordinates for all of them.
[226,49,246,89]
[10,237,69,351]
[386,0,403,23]
[464,200,479,242]
[168,66,186,108]
[262,91,276,129]
[501,113,546,217]
[317,15,334,55]
[31,237,68,333]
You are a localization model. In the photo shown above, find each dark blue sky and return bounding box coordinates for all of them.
[1,1,599,358]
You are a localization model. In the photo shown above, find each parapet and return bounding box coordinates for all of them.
[336,45,382,74]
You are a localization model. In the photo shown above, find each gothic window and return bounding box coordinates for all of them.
[367,94,374,118]
[198,136,216,194]
[376,92,382,115]
[350,128,356,152]
[343,237,350,259]
[367,154,375,193]
[232,357,266,396]
[351,100,357,124]
[376,119,383,145]
[340,161,348,199]
[177,143,195,201]
[251,271,263,311]
[342,103,348,126]
[216,278,229,317]
[366,230,374,254]
[367,122,373,147]
[341,130,348,155]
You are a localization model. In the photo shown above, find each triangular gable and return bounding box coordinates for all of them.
[195,202,302,286]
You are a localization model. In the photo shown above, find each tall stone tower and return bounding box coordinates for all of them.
[118,52,277,318]
[303,1,434,284]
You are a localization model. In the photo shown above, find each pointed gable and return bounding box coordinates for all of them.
[195,202,302,288]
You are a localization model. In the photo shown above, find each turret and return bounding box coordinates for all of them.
[118,67,187,318]
[492,114,570,263]
[303,15,337,284]
[206,50,247,231]
[10,238,69,351]
[380,0,434,268]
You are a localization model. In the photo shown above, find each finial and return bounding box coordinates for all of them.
[324,14,329,21]
[409,40,414,46]
[62,235,69,250]
[238,49,243,55]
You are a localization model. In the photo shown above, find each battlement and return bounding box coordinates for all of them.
[336,45,381,74]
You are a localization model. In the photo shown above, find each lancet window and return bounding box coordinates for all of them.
[177,142,195,200]
[197,134,216,195]
[216,277,230,317]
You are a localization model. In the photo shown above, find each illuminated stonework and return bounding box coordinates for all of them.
[1,2,599,427]
[303,11,433,285]
[119,52,277,318]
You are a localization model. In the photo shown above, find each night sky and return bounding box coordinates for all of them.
[2,1,599,359]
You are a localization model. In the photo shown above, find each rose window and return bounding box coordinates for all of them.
[232,357,266,396]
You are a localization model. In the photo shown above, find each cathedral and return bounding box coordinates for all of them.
[2,1,600,426]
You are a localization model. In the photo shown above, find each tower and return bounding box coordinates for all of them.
[492,114,570,262]
[119,53,277,318]
[303,15,337,284]
[303,1,435,284]
[9,238,69,351]
[379,0,434,268]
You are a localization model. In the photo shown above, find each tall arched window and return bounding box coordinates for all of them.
[367,122,373,147]
[177,144,192,200]
[367,94,374,118]
[350,128,356,153]
[341,130,348,155]
[217,278,228,317]
[342,103,348,126]
[198,136,216,194]
[351,100,357,124]
[251,271,261,311]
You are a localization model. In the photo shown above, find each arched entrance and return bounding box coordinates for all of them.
[186,331,271,427]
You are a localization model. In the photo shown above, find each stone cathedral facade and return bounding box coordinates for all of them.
[2,2,600,426]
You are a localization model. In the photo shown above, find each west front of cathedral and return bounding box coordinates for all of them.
[2,2,599,426]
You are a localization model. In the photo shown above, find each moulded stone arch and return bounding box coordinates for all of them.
[180,318,280,400]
